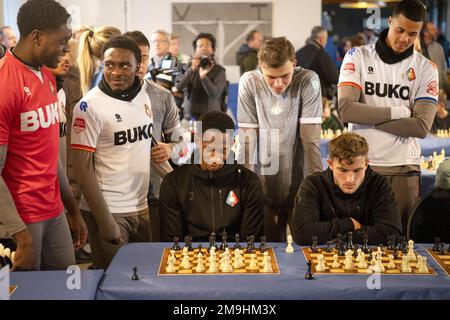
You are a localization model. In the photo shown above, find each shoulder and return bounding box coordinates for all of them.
[144,79,172,98]
[240,69,263,83]
[236,165,260,182]
[415,51,438,74]
[366,167,391,190]
[299,172,324,194]
[164,164,192,183]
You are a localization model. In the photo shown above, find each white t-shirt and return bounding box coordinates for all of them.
[339,45,439,166]
[71,87,153,213]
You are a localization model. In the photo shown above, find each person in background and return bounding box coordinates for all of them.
[432,89,450,133]
[169,34,190,64]
[236,30,264,75]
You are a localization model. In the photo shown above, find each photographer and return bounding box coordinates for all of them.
[175,33,227,120]
[148,29,172,81]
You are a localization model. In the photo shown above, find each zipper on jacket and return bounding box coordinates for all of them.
[210,172,215,232]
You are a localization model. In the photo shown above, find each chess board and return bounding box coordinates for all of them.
[9,285,17,296]
[426,249,450,276]
[302,247,437,276]
[158,247,280,275]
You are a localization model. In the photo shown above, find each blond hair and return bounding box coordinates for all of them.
[328,133,369,164]
[257,36,295,68]
[77,26,121,95]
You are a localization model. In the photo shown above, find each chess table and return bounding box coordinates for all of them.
[96,242,450,300]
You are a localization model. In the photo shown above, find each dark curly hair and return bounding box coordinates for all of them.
[192,33,216,51]
[17,0,71,37]
[102,35,142,66]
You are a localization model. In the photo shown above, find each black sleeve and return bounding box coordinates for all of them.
[291,177,354,245]
[159,172,185,241]
[317,51,339,85]
[239,172,264,239]
[353,176,402,244]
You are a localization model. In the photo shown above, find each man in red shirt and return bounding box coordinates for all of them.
[0,0,87,270]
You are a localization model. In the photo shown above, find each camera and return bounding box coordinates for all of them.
[199,56,213,69]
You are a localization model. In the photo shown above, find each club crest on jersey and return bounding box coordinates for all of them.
[226,191,239,208]
[73,117,86,134]
[343,63,355,75]
[426,80,439,96]
[406,68,416,81]
[145,104,152,119]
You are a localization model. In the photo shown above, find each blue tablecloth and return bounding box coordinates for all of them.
[9,269,104,300]
[97,243,450,300]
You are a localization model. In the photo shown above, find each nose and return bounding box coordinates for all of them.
[345,172,355,184]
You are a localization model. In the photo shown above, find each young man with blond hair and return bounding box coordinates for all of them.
[238,36,323,241]
[291,133,402,245]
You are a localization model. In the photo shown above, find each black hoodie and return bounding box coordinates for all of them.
[159,160,264,242]
[291,166,402,245]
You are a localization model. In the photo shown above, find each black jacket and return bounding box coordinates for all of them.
[291,166,402,245]
[236,44,258,75]
[295,40,338,99]
[159,162,264,242]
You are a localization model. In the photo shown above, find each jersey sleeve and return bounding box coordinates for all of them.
[414,60,439,104]
[0,85,20,145]
[162,92,181,135]
[338,47,363,91]
[70,99,102,152]
[299,71,322,124]
[237,72,259,128]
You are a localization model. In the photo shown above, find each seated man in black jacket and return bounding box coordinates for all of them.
[160,111,263,241]
[292,133,402,245]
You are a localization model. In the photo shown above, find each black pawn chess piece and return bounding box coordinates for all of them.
[259,236,268,253]
[338,238,345,256]
[387,235,396,251]
[234,233,242,250]
[184,235,193,251]
[353,245,359,258]
[220,230,228,251]
[209,233,217,250]
[131,266,139,281]
[311,236,319,253]
[325,242,333,253]
[433,237,441,252]
[393,245,398,259]
[335,233,342,250]
[305,260,314,280]
[401,237,408,254]
[246,235,255,253]
[172,236,181,251]
[439,243,446,255]
[367,249,373,262]
[362,232,370,254]
[345,232,354,251]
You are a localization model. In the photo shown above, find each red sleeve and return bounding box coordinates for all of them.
[0,66,21,145]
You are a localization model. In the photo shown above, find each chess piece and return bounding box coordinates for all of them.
[131,266,139,280]
[172,236,181,251]
[285,235,295,253]
[220,249,233,273]
[335,233,342,250]
[325,242,333,253]
[370,252,377,266]
[233,249,244,269]
[338,238,345,257]
[433,237,441,252]
[220,230,228,251]
[375,251,385,272]
[209,233,217,250]
[316,254,326,272]
[362,232,370,254]
[195,252,205,273]
[184,235,193,251]
[447,243,450,254]
[400,237,408,254]
[439,243,446,255]
[357,251,368,269]
[247,235,256,252]
[353,246,359,259]
[355,249,363,263]
[180,247,191,269]
[387,254,395,269]
[234,233,242,250]
[208,248,218,273]
[305,260,314,280]
[387,235,396,251]
[401,255,412,273]
[311,236,319,253]
[331,254,340,268]
[165,250,177,273]
[259,236,269,252]
[343,250,354,270]
[406,240,416,261]
[417,256,429,273]
[262,251,273,273]
[345,232,354,251]
[249,253,258,269]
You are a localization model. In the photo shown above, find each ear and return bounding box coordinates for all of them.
[388,16,392,27]
[30,30,43,46]
[327,158,333,170]
[292,59,297,68]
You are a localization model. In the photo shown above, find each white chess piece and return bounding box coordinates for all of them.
[387,254,395,269]
[372,251,385,273]
[195,252,205,273]
[249,253,258,269]
[165,251,177,273]
[180,248,191,269]
[357,252,368,269]
[208,249,219,273]
[401,255,412,273]
[417,255,429,273]
[355,249,363,263]
[406,240,416,261]
[370,252,377,266]
[331,254,340,268]
[262,251,273,273]
[220,251,233,273]
[316,254,326,272]
[285,235,294,253]
[233,249,244,269]
[343,250,354,270]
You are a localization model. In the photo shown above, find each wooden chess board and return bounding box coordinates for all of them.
[158,247,280,275]
[302,247,437,276]
[9,285,17,296]
[426,249,450,276]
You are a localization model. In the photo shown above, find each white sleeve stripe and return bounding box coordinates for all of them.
[299,117,322,124]
[238,122,259,128]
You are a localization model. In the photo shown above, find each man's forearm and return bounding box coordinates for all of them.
[300,124,323,175]
[175,68,194,91]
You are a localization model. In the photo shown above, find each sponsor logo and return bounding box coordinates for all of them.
[115,114,122,122]
[426,80,439,96]
[311,80,320,91]
[348,48,356,56]
[80,101,88,112]
[114,123,153,145]
[368,66,374,74]
[365,82,410,100]
[226,191,239,207]
[73,117,86,134]
[20,103,59,132]
[406,67,416,81]
[24,87,31,96]
[343,63,355,75]
[145,104,152,119]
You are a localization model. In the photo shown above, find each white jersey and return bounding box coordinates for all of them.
[71,87,153,213]
[339,44,439,166]
[57,88,67,171]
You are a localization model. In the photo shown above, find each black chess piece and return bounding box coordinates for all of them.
[325,241,333,253]
[362,232,370,254]
[234,233,242,250]
[259,236,268,252]
[311,236,319,253]
[387,235,396,251]
[439,243,446,255]
[353,245,359,258]
[338,239,345,256]
[131,266,139,281]
[184,235,193,251]
[220,230,228,251]
[305,260,314,280]
[433,237,441,252]
[393,245,398,259]
[345,232,354,251]
[367,249,373,262]
[447,243,450,254]
[246,235,255,253]
[172,236,181,251]
[209,233,217,250]
[335,233,342,250]
[401,237,408,254]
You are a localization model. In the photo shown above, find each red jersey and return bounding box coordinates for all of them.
[0,50,64,224]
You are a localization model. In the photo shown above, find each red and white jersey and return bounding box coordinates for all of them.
[71,87,153,213]
[0,50,64,224]
[339,44,439,166]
